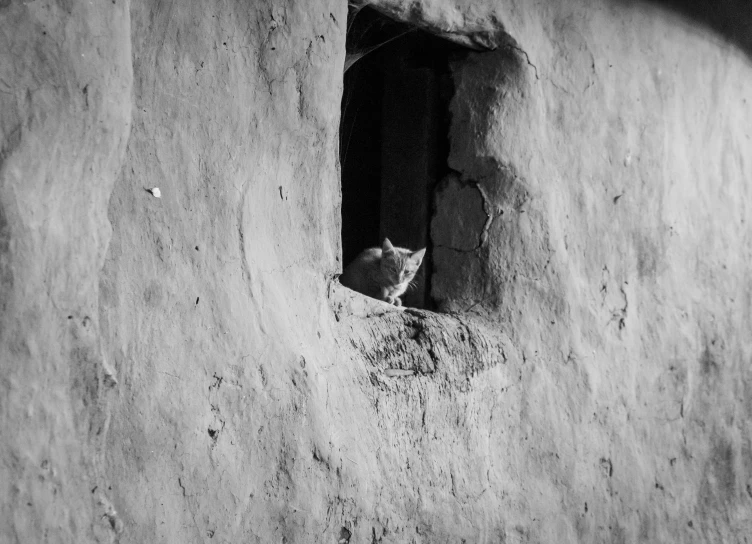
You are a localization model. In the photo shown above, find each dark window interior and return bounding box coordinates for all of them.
[340,7,459,308]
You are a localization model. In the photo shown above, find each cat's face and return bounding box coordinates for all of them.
[381,238,426,285]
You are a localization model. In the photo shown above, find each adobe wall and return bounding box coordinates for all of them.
[1,0,750,542]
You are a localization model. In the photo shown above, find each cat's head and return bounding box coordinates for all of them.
[380,238,426,285]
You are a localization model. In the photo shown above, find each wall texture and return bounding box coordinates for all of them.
[0,1,132,542]
[1,0,751,543]
[428,1,752,542]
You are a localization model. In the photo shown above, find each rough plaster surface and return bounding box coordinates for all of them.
[429,2,752,542]
[2,0,752,543]
[0,1,132,542]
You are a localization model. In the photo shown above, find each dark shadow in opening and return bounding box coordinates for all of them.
[340,6,464,309]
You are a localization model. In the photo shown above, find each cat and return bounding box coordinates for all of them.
[340,238,426,306]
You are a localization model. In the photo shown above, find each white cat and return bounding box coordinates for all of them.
[340,238,426,306]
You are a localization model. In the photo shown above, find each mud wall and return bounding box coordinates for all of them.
[1,0,751,543]
[0,1,132,541]
[429,2,752,542]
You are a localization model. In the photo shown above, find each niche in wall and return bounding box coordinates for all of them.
[340,6,459,309]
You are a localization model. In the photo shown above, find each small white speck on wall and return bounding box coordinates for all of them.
[146,187,161,198]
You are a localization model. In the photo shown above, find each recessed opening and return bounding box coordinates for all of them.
[340,6,461,309]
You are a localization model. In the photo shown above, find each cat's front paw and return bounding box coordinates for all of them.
[384,295,396,305]
[393,297,402,307]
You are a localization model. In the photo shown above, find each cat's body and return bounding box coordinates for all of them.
[340,238,426,306]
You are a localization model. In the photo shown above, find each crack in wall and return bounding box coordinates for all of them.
[503,43,539,80]
[237,177,255,301]
[432,175,495,254]
[474,182,494,249]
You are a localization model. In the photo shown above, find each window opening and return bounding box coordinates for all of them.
[340,6,460,309]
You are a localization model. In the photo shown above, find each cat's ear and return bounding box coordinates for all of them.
[382,238,395,253]
[411,248,426,265]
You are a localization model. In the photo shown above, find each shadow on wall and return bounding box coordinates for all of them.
[635,0,752,58]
